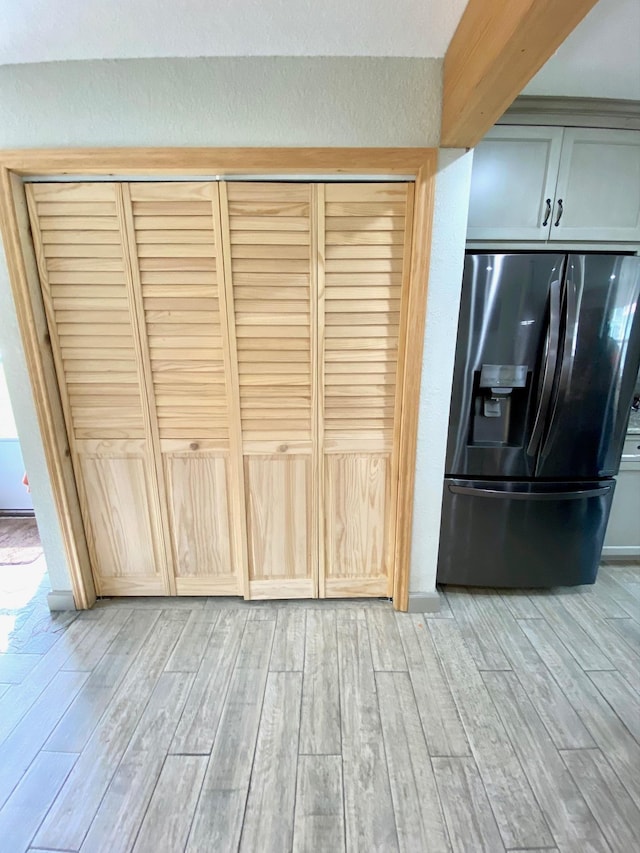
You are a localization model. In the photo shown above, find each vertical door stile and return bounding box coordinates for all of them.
[388,182,415,597]
[24,185,99,594]
[117,184,175,594]
[314,185,326,599]
[215,181,251,600]
[310,185,322,599]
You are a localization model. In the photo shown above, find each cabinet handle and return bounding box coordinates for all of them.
[190,442,199,451]
[554,198,564,226]
[542,198,552,227]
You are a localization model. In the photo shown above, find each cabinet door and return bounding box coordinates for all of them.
[320,183,412,597]
[603,437,640,558]
[26,183,170,595]
[551,128,640,242]
[222,182,316,599]
[126,182,244,596]
[467,126,563,241]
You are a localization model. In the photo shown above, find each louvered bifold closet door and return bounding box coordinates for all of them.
[222,183,316,599]
[321,183,413,597]
[127,183,244,596]
[26,183,170,596]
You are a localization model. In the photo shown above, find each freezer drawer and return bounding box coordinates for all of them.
[437,478,615,588]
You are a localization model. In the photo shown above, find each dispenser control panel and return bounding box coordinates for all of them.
[479,364,527,389]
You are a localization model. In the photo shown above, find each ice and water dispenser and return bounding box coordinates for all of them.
[470,363,529,446]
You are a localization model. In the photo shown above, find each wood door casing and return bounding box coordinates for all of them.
[26,183,169,595]
[222,183,316,599]
[127,182,243,595]
[320,183,412,597]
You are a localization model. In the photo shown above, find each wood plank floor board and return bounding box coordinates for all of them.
[338,615,399,852]
[239,671,303,853]
[186,620,275,853]
[79,671,194,853]
[32,611,191,851]
[0,653,42,684]
[482,671,610,852]
[427,618,554,850]
[444,591,511,670]
[592,569,640,620]
[45,610,161,753]
[0,751,77,853]
[587,670,640,741]
[558,596,640,693]
[132,755,207,853]
[0,668,88,810]
[0,614,96,746]
[299,610,341,755]
[529,596,615,671]
[605,616,640,656]
[561,748,640,853]
[169,609,247,755]
[366,608,408,671]
[432,757,505,853]
[164,611,217,672]
[60,607,132,672]
[520,617,640,808]
[472,594,595,750]
[396,615,470,757]
[376,670,451,852]
[293,755,345,853]
[497,589,545,619]
[270,609,306,671]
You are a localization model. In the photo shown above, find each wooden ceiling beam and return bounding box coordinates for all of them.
[441,0,600,149]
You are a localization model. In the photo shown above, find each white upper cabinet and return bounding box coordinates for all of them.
[467,126,563,241]
[467,126,640,243]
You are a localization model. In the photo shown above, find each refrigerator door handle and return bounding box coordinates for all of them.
[539,276,579,463]
[526,276,561,456]
[449,484,613,501]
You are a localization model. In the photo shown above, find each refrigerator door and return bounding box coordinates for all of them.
[437,478,615,588]
[447,253,565,478]
[537,255,640,479]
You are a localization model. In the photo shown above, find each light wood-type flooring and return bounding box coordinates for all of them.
[0,563,639,852]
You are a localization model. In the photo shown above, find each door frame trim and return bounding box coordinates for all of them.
[0,147,437,611]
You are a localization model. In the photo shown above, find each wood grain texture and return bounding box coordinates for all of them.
[186,620,274,852]
[433,757,505,853]
[132,755,207,853]
[337,616,399,852]
[293,755,345,853]
[239,672,302,853]
[244,455,311,586]
[393,158,436,611]
[377,671,451,852]
[299,609,341,755]
[428,619,554,849]
[397,616,470,757]
[561,748,640,853]
[441,0,600,148]
[1,148,434,176]
[482,670,608,851]
[165,453,237,589]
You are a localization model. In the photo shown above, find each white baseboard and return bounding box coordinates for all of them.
[407,591,441,614]
[47,590,77,611]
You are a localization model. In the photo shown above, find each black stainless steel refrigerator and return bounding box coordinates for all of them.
[437,253,640,588]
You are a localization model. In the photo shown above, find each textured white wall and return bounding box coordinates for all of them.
[0,56,470,601]
[0,57,441,148]
[410,148,474,594]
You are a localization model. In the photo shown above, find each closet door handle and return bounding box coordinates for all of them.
[542,198,552,227]
[554,198,564,226]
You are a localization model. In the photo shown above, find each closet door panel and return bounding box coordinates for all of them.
[128,182,242,595]
[165,451,236,594]
[321,182,412,597]
[26,183,168,595]
[224,183,315,598]
[244,454,312,598]
[78,443,162,595]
